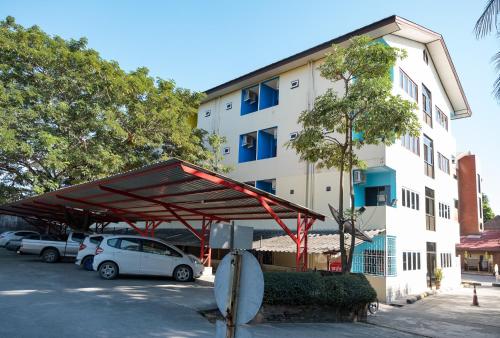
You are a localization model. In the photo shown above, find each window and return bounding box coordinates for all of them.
[401,133,420,155]
[352,235,396,276]
[403,252,421,271]
[119,238,141,251]
[423,135,434,178]
[438,202,451,219]
[241,85,259,115]
[435,106,448,131]
[238,131,257,163]
[259,78,279,110]
[401,188,420,210]
[142,240,168,255]
[364,250,385,275]
[241,78,279,115]
[477,174,481,193]
[437,153,450,174]
[71,233,86,243]
[440,253,452,268]
[257,127,277,160]
[365,186,391,206]
[399,69,418,101]
[90,236,104,245]
[256,179,276,195]
[425,187,436,231]
[107,238,120,248]
[239,127,277,163]
[422,85,432,127]
[479,197,483,219]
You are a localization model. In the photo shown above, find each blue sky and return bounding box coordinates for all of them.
[1,0,499,211]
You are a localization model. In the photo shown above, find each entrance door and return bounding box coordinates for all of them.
[426,242,436,288]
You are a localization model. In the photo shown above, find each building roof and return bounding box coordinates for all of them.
[0,158,325,226]
[203,15,471,119]
[456,230,500,252]
[253,229,383,254]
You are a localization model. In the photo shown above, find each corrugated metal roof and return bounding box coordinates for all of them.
[253,229,384,254]
[0,158,325,227]
[457,230,500,252]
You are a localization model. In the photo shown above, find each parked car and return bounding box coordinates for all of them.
[5,233,49,252]
[20,232,87,263]
[93,235,204,282]
[0,230,39,248]
[75,234,110,271]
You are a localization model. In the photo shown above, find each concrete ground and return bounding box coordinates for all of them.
[462,272,499,285]
[368,286,500,338]
[1,249,499,338]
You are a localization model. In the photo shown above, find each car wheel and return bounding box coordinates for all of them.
[42,248,59,263]
[173,265,193,282]
[99,261,118,280]
[82,256,94,271]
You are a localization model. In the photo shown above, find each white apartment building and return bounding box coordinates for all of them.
[197,16,472,302]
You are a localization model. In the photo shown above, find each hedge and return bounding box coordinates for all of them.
[263,272,376,309]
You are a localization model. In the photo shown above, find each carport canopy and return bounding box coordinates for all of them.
[0,158,325,271]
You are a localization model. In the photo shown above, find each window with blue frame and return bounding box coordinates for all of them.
[240,78,279,115]
[353,168,396,208]
[352,235,397,276]
[257,127,277,160]
[241,85,259,115]
[259,78,279,110]
[238,132,257,163]
[256,179,276,195]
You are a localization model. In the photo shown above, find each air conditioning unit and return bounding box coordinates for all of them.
[353,170,366,184]
[243,90,257,104]
[242,135,254,148]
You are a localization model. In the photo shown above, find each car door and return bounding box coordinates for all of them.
[116,238,142,274]
[140,239,172,276]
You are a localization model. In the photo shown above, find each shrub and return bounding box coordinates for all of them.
[263,272,376,310]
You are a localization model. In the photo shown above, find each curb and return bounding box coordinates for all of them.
[406,290,436,304]
[195,278,215,287]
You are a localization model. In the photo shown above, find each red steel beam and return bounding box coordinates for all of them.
[98,185,230,223]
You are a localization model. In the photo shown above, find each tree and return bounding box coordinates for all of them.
[474,0,500,102]
[288,36,420,273]
[0,16,209,203]
[482,193,495,222]
[202,132,233,174]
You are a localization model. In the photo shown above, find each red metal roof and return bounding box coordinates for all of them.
[0,158,325,225]
[456,230,500,252]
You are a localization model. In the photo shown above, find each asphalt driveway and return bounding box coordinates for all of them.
[2,249,498,338]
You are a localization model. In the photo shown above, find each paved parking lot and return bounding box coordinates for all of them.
[1,249,499,338]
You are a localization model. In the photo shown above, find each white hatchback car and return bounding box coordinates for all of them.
[92,235,204,282]
[75,234,111,271]
[0,230,39,247]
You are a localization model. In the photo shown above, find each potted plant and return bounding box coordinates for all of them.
[434,268,443,290]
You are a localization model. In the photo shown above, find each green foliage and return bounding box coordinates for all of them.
[482,193,496,222]
[0,16,212,203]
[288,36,420,170]
[263,272,376,309]
[202,132,233,174]
[434,268,443,282]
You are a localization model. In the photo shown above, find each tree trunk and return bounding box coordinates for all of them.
[338,154,347,273]
[347,118,357,272]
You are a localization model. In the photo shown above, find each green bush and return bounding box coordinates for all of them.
[263,272,376,309]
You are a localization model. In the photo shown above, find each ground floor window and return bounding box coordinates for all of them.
[403,251,421,271]
[440,253,452,268]
[352,235,396,276]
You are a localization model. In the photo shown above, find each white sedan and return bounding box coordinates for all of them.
[92,235,204,282]
[0,230,39,247]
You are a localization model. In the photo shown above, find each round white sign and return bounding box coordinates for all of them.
[214,251,264,325]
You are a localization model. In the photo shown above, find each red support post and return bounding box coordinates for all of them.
[199,218,212,267]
